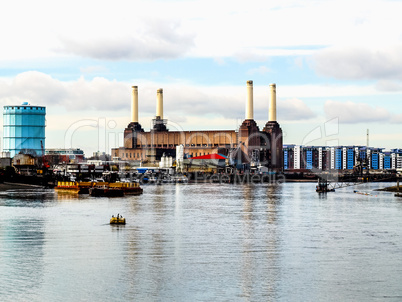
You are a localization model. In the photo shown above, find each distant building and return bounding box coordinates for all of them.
[45,148,85,165]
[3,103,46,157]
[112,82,283,172]
[283,145,399,172]
[91,151,110,161]
[12,153,38,175]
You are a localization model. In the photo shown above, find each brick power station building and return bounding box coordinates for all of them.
[112,81,283,171]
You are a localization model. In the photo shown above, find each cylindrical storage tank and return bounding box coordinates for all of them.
[3,104,46,157]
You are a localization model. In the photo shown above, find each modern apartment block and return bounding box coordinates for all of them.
[283,145,402,171]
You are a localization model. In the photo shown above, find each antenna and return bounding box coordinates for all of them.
[366,129,369,148]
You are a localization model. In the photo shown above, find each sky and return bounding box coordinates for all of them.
[1,0,402,155]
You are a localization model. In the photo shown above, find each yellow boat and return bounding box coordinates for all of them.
[110,215,126,225]
[54,181,93,194]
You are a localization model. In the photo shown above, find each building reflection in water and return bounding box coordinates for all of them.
[240,184,281,300]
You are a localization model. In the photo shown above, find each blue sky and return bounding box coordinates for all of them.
[1,0,402,155]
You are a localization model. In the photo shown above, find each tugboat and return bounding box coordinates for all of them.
[110,214,126,225]
[316,178,335,193]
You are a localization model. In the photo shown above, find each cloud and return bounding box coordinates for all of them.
[277,98,316,121]
[247,66,271,75]
[0,72,318,126]
[2,0,402,63]
[390,114,402,124]
[57,19,195,61]
[80,66,109,74]
[0,71,129,111]
[324,100,391,123]
[314,45,402,81]
[375,80,402,92]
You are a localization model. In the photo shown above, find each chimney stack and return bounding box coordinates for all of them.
[156,88,163,119]
[131,86,138,123]
[269,83,276,122]
[246,80,253,120]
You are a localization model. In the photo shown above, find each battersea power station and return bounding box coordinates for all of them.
[112,81,283,171]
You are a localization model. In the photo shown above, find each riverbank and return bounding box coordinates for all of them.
[0,182,45,191]
[375,185,401,192]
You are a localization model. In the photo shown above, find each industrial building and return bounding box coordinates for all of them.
[112,81,283,171]
[284,145,402,171]
[3,103,46,157]
[45,148,85,165]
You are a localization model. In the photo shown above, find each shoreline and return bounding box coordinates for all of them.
[375,185,401,192]
[0,182,45,191]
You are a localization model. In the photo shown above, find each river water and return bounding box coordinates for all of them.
[1,182,402,301]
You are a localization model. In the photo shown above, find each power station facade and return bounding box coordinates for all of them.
[3,103,46,157]
[112,81,283,171]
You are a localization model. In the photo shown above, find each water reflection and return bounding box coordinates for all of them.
[0,216,45,300]
[1,183,402,300]
[0,189,55,206]
[240,184,282,300]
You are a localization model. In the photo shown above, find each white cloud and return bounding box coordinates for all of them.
[247,66,271,75]
[375,80,402,92]
[3,0,402,61]
[80,66,109,74]
[277,98,316,121]
[57,19,195,61]
[0,72,317,126]
[390,114,402,124]
[314,45,402,81]
[324,100,391,123]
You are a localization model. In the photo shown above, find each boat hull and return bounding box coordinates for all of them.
[90,187,124,197]
[110,217,126,224]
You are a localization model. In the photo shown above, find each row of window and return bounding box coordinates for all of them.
[190,152,210,157]
[122,152,142,159]
[4,106,45,110]
[118,151,212,159]
[134,144,232,148]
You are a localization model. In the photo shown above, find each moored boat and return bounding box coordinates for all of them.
[55,181,142,196]
[54,181,92,194]
[109,182,143,195]
[89,185,124,197]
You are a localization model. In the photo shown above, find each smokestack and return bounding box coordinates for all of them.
[246,80,253,120]
[131,86,138,123]
[269,83,276,122]
[156,88,163,119]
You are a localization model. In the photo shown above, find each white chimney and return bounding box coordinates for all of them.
[131,86,138,123]
[246,80,253,120]
[269,83,276,122]
[156,88,163,119]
